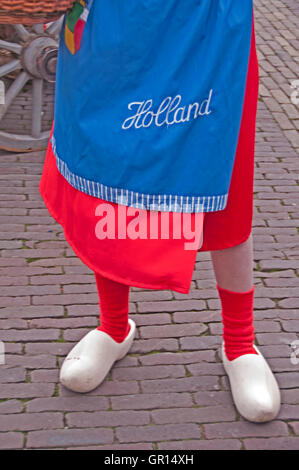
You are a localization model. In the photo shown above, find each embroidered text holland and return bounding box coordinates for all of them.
[121,88,213,130]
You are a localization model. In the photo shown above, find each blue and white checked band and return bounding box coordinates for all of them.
[51,134,228,214]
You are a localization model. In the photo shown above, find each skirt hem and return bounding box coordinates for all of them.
[39,181,191,294]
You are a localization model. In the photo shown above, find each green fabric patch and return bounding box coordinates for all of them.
[66,1,85,33]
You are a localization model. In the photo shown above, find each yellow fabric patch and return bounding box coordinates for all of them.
[65,24,76,55]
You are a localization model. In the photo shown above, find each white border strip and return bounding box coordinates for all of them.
[51,134,228,214]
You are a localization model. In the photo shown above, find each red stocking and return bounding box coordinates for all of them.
[217,284,258,361]
[95,272,131,343]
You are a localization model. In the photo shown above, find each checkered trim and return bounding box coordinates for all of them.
[51,134,228,213]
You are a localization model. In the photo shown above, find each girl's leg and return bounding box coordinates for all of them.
[59,273,135,393]
[210,232,281,422]
[211,232,254,292]
[210,233,257,360]
[95,272,131,342]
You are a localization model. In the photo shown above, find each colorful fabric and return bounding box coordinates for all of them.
[64,0,94,54]
[217,284,258,361]
[39,26,258,294]
[54,1,254,213]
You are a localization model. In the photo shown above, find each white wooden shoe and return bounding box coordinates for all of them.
[221,342,281,423]
[60,318,136,393]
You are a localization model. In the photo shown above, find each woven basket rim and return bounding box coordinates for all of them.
[0,0,74,23]
[0,0,74,12]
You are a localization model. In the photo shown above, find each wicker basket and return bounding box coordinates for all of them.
[0,0,75,24]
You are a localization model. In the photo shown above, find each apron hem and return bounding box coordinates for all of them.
[51,134,229,215]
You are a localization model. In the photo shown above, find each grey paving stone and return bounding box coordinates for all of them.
[0,0,298,450]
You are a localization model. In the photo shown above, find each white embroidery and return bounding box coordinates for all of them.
[121,89,213,130]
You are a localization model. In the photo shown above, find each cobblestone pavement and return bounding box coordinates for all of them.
[0,0,298,451]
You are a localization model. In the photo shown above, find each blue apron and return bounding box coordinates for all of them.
[52,0,253,213]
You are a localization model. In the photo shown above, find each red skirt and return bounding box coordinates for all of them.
[39,28,259,294]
